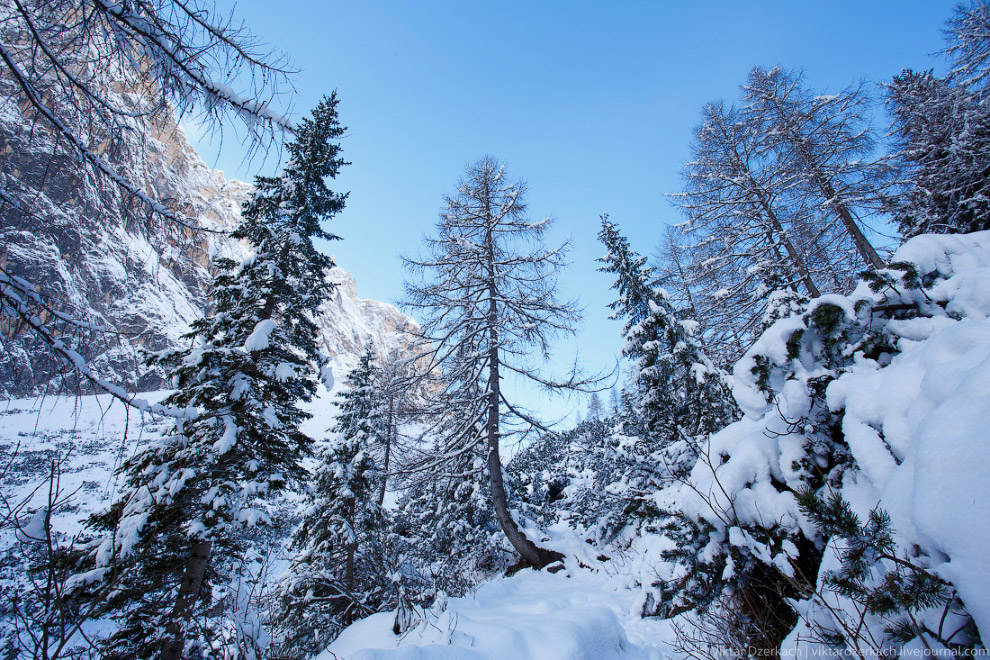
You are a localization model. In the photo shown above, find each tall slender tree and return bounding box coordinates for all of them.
[743,67,888,270]
[673,102,829,362]
[597,219,736,463]
[403,156,584,569]
[83,95,347,659]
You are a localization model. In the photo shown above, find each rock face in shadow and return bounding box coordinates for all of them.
[0,72,415,398]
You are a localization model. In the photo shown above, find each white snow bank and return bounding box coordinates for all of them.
[827,317,990,636]
[830,232,990,637]
[673,230,990,647]
[322,568,675,660]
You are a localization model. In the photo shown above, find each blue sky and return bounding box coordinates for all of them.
[193,0,957,423]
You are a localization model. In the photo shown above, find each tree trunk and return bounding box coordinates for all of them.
[345,499,356,590]
[485,355,563,569]
[753,191,822,297]
[483,215,563,570]
[161,540,212,660]
[727,141,821,297]
[786,136,884,271]
[813,174,884,270]
[378,394,393,507]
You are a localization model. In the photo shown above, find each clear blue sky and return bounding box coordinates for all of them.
[193,0,957,424]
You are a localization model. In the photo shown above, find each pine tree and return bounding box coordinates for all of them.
[276,347,398,655]
[797,491,968,652]
[81,95,347,659]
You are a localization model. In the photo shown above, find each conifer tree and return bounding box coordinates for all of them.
[743,67,887,270]
[886,70,990,238]
[597,218,736,462]
[946,0,990,96]
[886,2,990,240]
[672,102,839,363]
[276,347,397,655]
[398,439,503,596]
[403,156,584,569]
[597,220,738,577]
[82,95,347,660]
[396,328,505,592]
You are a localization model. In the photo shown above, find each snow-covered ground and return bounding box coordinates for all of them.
[323,558,676,660]
[0,387,342,535]
[0,388,679,660]
[3,233,990,659]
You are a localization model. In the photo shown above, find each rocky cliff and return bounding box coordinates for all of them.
[0,74,415,397]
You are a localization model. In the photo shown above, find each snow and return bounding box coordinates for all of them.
[669,230,990,652]
[244,319,277,351]
[321,566,674,660]
[829,316,990,635]
[827,235,990,641]
[5,230,990,657]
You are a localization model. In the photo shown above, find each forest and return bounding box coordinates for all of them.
[1,1,990,659]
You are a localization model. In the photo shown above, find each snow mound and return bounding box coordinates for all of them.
[322,568,674,660]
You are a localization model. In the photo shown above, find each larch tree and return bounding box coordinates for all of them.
[673,102,825,362]
[743,67,888,270]
[403,156,583,570]
[82,95,347,660]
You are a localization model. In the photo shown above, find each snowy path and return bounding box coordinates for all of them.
[322,566,677,660]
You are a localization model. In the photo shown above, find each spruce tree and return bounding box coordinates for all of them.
[597,220,738,593]
[82,95,347,659]
[276,347,397,655]
[597,218,736,460]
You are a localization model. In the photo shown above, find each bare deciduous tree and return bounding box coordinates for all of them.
[743,67,887,270]
[403,156,586,569]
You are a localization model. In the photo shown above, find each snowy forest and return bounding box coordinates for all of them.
[1,1,990,659]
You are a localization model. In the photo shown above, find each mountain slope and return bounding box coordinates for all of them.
[0,70,414,397]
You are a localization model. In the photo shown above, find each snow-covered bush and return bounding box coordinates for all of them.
[660,231,990,655]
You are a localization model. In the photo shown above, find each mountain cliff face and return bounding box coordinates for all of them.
[0,75,415,397]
